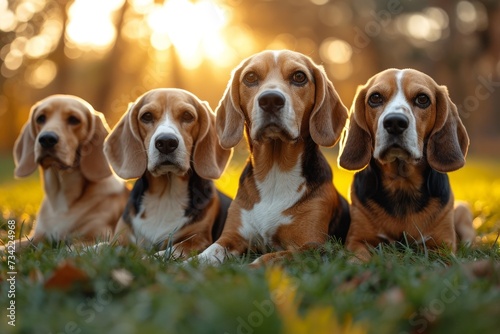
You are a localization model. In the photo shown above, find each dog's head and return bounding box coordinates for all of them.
[339,68,469,173]
[215,50,348,149]
[14,95,112,181]
[105,88,232,180]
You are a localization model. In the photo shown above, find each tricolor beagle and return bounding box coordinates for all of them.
[4,95,128,250]
[338,69,476,262]
[104,88,232,258]
[195,50,351,266]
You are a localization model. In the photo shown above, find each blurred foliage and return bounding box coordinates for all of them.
[1,0,500,158]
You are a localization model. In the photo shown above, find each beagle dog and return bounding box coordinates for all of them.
[194,50,351,266]
[104,88,232,258]
[338,68,476,262]
[4,95,129,250]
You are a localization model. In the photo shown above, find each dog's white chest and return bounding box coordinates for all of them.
[131,180,189,248]
[239,159,306,246]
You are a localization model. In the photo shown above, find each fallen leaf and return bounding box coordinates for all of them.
[377,286,405,306]
[111,268,133,288]
[44,260,89,290]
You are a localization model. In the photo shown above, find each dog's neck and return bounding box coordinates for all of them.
[250,139,305,180]
[144,171,189,197]
[355,158,451,218]
[42,167,87,211]
[248,136,333,187]
[375,158,428,193]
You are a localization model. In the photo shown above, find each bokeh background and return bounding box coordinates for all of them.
[1,0,500,157]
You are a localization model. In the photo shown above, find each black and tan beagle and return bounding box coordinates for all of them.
[104,88,232,258]
[3,95,129,250]
[338,68,476,261]
[194,50,351,266]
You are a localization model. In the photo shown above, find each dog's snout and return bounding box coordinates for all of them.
[258,91,286,113]
[38,132,59,149]
[155,134,179,154]
[383,114,409,135]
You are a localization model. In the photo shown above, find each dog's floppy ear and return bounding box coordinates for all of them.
[80,110,113,182]
[338,85,373,171]
[193,100,233,179]
[215,62,246,149]
[427,85,469,172]
[309,63,348,147]
[13,105,38,178]
[104,102,147,179]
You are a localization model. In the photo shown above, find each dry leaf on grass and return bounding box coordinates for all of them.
[111,268,133,288]
[44,259,89,290]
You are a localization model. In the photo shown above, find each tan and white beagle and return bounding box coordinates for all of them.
[338,68,475,262]
[4,95,129,250]
[194,50,351,266]
[104,88,232,258]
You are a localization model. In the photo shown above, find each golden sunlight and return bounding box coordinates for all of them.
[66,0,125,52]
[146,0,229,69]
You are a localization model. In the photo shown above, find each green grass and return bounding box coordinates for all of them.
[1,153,499,334]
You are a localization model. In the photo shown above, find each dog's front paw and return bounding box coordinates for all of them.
[87,241,110,253]
[185,243,228,266]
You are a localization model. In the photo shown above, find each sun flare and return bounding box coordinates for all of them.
[146,0,230,69]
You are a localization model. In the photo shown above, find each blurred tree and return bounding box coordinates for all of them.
[0,0,499,157]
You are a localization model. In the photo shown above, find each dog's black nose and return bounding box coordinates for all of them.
[258,91,286,113]
[155,134,179,154]
[38,132,59,148]
[383,114,409,135]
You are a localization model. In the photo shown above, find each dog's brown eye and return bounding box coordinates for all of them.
[140,112,154,123]
[243,72,258,86]
[368,93,384,107]
[36,115,46,124]
[415,94,430,108]
[68,116,81,125]
[291,71,307,85]
[181,111,194,123]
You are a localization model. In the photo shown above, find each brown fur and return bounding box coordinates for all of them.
[104,89,232,257]
[338,69,475,262]
[2,95,129,251]
[196,50,350,266]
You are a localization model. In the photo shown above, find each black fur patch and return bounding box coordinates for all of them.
[328,194,351,242]
[212,190,232,241]
[239,160,254,185]
[185,169,215,222]
[354,159,451,218]
[301,137,333,187]
[122,174,149,225]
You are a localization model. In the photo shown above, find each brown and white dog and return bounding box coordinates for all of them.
[104,88,232,258]
[194,50,351,266]
[3,95,129,250]
[338,68,476,262]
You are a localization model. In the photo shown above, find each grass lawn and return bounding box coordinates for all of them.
[0,152,499,334]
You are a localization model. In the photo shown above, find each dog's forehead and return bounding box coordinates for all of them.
[140,90,197,113]
[401,69,438,93]
[36,97,90,116]
[365,69,400,95]
[366,69,436,98]
[242,50,310,77]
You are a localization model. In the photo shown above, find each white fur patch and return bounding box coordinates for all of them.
[131,176,189,248]
[374,70,421,162]
[239,156,306,248]
[192,242,228,265]
[147,114,188,173]
[272,50,281,64]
